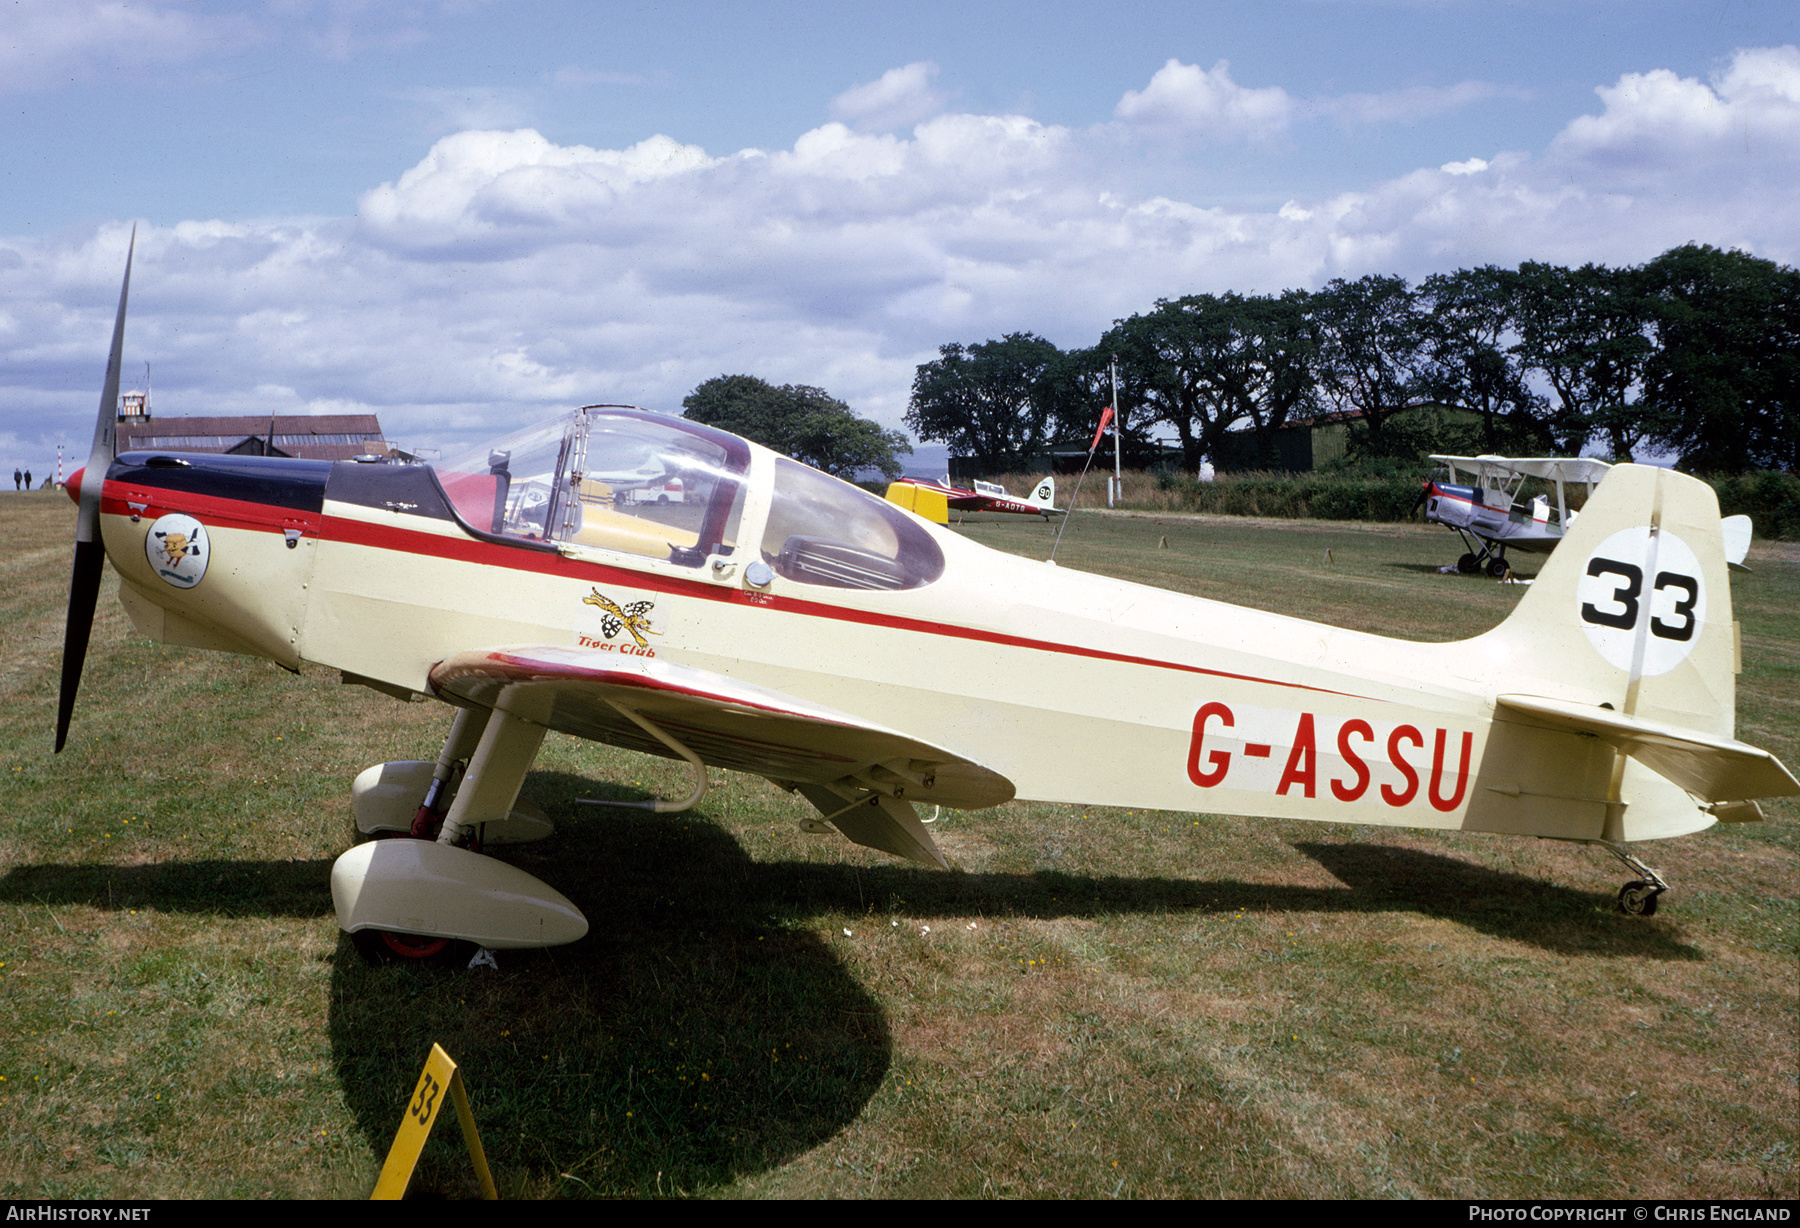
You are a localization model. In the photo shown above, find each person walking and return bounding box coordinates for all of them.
[12,468,19,491]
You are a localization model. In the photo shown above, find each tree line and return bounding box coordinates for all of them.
[683,374,912,481]
[904,244,1798,476]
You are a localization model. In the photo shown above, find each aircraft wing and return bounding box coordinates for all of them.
[429,648,1016,865]
[1496,457,1613,485]
[1430,455,1613,486]
[1430,454,1492,483]
[1496,694,1800,803]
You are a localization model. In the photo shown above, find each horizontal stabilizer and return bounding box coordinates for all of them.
[1496,694,1800,803]
[1722,514,1753,571]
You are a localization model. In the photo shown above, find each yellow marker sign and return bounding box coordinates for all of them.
[371,1042,497,1200]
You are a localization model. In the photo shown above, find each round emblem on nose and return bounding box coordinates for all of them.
[145,513,211,589]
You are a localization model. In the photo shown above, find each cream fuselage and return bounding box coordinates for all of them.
[98,443,1725,848]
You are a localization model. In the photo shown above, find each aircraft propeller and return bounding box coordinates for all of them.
[55,226,134,752]
[1408,480,1432,519]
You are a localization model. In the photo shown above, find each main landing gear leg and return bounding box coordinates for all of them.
[412,705,490,838]
[334,688,584,961]
[1597,841,1670,916]
[1453,529,1489,574]
[437,697,548,851]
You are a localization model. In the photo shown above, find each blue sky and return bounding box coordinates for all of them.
[4,0,1798,464]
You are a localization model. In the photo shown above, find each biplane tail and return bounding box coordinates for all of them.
[1479,464,1796,839]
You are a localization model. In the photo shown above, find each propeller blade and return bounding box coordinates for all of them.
[56,225,134,752]
[1409,481,1431,519]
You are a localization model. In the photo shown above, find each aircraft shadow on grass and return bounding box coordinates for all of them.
[1378,560,1542,580]
[0,770,1702,1196]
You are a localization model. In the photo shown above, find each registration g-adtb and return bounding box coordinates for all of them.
[57,241,1798,958]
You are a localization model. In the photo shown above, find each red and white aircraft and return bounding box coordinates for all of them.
[57,242,1797,960]
[884,475,1062,524]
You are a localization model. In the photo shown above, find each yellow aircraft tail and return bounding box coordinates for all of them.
[886,480,950,524]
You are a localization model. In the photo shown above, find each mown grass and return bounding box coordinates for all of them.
[0,488,1794,1199]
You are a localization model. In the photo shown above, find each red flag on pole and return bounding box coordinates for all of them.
[1090,405,1114,452]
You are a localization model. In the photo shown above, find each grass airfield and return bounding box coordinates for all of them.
[0,487,1794,1199]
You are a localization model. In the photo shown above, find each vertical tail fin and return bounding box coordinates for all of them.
[1496,463,1737,738]
[1470,464,1795,841]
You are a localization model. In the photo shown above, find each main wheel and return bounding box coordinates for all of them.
[1617,881,1661,916]
[1487,557,1509,579]
[352,928,472,965]
[1457,553,1481,574]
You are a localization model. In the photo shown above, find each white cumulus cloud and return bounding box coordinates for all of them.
[830,61,948,132]
[1552,44,1800,170]
[0,0,257,94]
[358,129,717,251]
[1114,59,1293,140]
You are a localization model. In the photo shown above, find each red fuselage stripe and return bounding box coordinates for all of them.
[325,515,1371,700]
[101,481,323,536]
[106,480,1372,701]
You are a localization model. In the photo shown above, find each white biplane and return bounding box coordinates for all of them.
[1420,454,1618,577]
[57,244,1797,960]
[1422,454,1754,579]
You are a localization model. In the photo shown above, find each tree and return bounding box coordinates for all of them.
[904,333,1065,470]
[1417,267,1554,454]
[682,375,912,480]
[1100,292,1318,472]
[1509,261,1655,459]
[1042,345,1160,460]
[1309,275,1429,458]
[1639,244,1799,473]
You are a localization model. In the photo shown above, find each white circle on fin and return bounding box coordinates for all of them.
[1576,526,1704,676]
[145,513,210,590]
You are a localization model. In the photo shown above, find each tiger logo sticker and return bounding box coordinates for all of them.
[146,513,210,589]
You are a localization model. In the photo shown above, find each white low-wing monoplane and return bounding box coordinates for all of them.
[884,474,1062,524]
[57,245,1797,960]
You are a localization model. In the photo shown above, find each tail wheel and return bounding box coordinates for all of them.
[1617,881,1661,916]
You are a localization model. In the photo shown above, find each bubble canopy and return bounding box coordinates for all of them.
[428,407,942,590]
